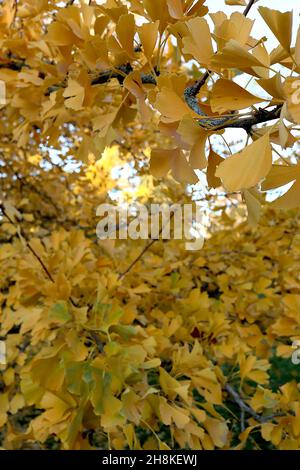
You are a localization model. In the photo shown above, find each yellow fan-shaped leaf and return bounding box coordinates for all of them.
[257,74,285,102]
[177,115,209,169]
[182,17,214,66]
[210,79,264,113]
[138,20,159,60]
[225,0,246,5]
[272,179,300,209]
[212,12,253,49]
[215,134,272,191]
[207,149,224,188]
[211,39,266,70]
[284,77,300,124]
[261,164,300,191]
[116,13,135,58]
[243,189,261,227]
[259,7,292,52]
[167,0,184,19]
[150,148,198,183]
[45,22,77,46]
[154,87,198,122]
[295,26,300,66]
[204,417,229,448]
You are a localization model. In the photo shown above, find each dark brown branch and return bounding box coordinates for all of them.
[215,105,282,132]
[0,203,55,283]
[118,212,175,280]
[118,236,158,280]
[183,0,260,128]
[91,63,158,86]
[89,331,104,353]
[225,383,286,424]
[243,0,256,17]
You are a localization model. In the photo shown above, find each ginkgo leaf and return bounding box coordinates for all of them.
[251,43,270,79]
[0,393,9,427]
[94,15,110,36]
[259,7,292,52]
[167,0,185,19]
[154,87,198,122]
[243,189,262,227]
[225,0,246,5]
[215,134,272,191]
[284,77,300,124]
[166,0,207,19]
[150,148,198,183]
[80,37,110,71]
[116,14,135,58]
[295,26,300,66]
[76,135,97,163]
[207,149,224,188]
[212,12,254,49]
[182,17,214,66]
[210,79,264,113]
[257,74,285,102]
[138,20,159,60]
[92,112,116,136]
[261,163,300,191]
[45,22,78,46]
[159,398,190,429]
[190,137,209,170]
[177,115,209,169]
[272,180,300,209]
[124,71,151,121]
[63,79,85,110]
[204,417,229,448]
[49,302,72,323]
[211,39,267,70]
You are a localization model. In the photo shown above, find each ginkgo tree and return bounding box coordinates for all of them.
[1,0,300,452]
[1,0,300,211]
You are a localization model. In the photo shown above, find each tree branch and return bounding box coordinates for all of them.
[213,105,282,132]
[224,383,286,424]
[243,0,256,17]
[118,211,175,280]
[0,203,55,283]
[183,0,261,129]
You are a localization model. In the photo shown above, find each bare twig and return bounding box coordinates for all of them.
[118,212,175,280]
[240,408,245,432]
[0,203,55,283]
[243,0,256,17]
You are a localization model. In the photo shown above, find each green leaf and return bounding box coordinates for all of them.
[49,302,72,323]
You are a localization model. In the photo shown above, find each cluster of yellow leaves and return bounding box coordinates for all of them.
[0,0,300,215]
[1,147,300,449]
[1,0,300,452]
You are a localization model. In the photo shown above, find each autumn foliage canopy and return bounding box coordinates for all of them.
[1,0,300,451]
